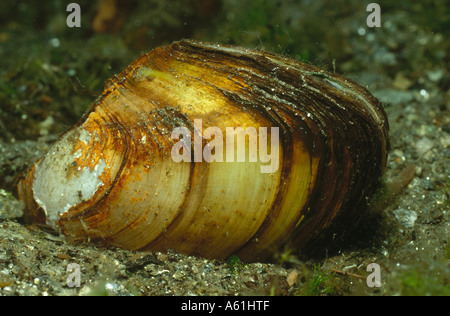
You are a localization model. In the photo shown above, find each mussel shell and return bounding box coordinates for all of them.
[17,40,389,261]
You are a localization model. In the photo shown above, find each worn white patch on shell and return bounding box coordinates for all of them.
[32,128,106,226]
[79,128,92,145]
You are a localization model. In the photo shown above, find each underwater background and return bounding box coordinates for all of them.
[0,0,448,296]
